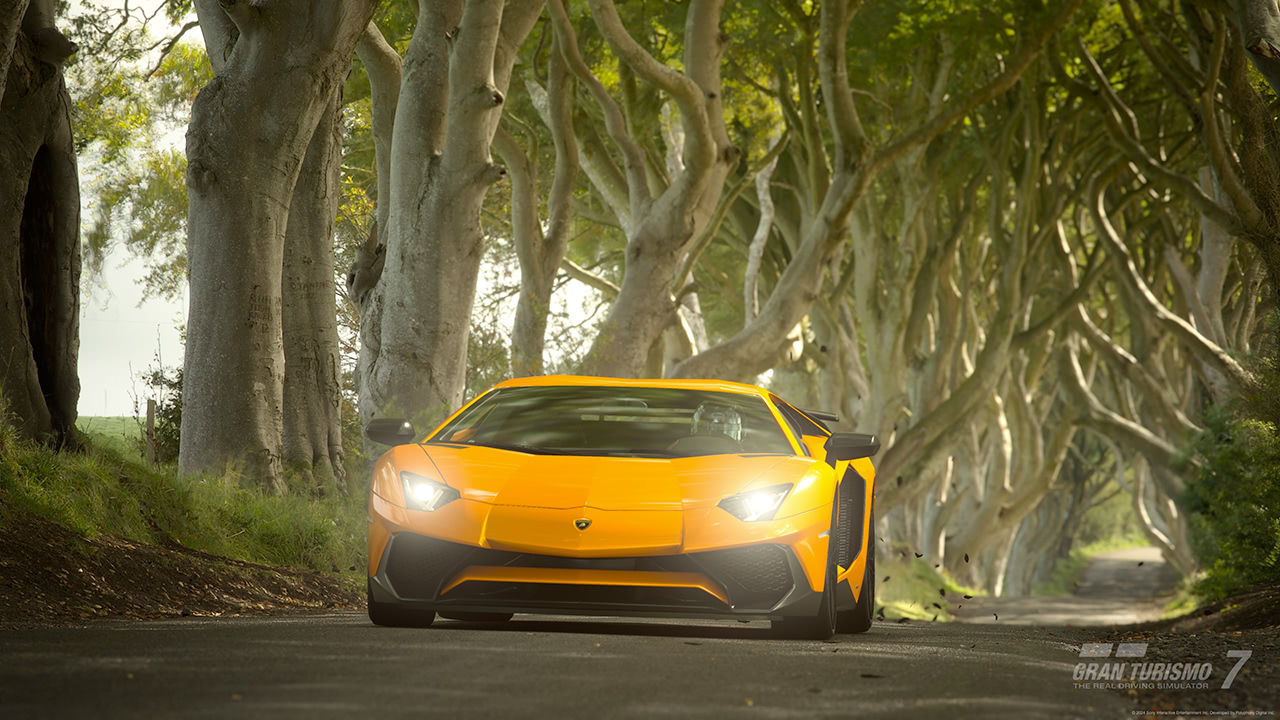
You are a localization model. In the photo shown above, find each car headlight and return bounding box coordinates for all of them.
[400,472,460,512]
[718,484,793,522]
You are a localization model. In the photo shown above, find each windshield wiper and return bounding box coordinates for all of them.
[599,448,679,458]
[466,441,579,456]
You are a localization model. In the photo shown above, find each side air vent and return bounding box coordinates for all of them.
[836,468,866,569]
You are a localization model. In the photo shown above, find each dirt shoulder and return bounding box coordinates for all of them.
[0,509,362,627]
[1096,581,1280,718]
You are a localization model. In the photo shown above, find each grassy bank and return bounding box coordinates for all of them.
[0,416,367,587]
[877,552,984,621]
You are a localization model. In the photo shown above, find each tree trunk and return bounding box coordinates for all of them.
[359,1,542,426]
[0,19,79,447]
[498,31,577,378]
[0,0,31,101]
[282,88,346,494]
[180,1,375,490]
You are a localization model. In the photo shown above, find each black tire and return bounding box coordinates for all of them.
[837,502,875,634]
[438,612,514,622]
[771,499,839,640]
[367,580,436,628]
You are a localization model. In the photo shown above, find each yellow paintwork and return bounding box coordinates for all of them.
[367,375,876,605]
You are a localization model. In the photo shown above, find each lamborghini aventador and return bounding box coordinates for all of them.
[364,376,880,640]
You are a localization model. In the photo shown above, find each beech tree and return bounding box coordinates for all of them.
[354,0,544,425]
[0,0,80,446]
[179,0,379,489]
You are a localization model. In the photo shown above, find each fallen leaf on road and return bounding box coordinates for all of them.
[861,673,884,679]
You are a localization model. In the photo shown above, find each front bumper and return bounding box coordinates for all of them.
[368,533,824,621]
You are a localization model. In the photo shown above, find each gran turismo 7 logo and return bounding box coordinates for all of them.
[1072,643,1252,690]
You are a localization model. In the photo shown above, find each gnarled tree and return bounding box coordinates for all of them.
[0,0,80,446]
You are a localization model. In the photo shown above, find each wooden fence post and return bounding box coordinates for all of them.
[145,399,156,466]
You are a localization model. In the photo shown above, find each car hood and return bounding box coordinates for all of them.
[418,444,808,511]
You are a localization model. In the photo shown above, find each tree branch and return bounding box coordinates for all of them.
[548,0,650,217]
[356,20,402,235]
[561,258,620,297]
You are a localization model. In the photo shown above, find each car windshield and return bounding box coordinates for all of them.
[430,386,794,457]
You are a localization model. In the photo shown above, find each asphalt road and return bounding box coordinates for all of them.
[0,613,1131,719]
[955,547,1180,626]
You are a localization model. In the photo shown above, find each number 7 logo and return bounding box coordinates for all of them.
[1221,650,1252,690]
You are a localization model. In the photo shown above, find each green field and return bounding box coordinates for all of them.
[78,416,143,457]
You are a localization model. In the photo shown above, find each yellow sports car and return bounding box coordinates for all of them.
[364,375,879,639]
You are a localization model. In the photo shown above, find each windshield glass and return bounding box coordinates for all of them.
[430,386,794,457]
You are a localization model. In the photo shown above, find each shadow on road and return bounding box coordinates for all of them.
[426,615,781,640]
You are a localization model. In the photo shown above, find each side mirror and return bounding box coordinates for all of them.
[366,418,416,446]
[824,432,880,462]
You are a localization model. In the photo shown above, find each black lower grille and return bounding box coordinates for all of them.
[690,544,794,609]
[383,534,476,600]
[445,582,720,608]
[381,533,799,611]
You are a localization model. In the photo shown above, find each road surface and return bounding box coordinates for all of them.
[954,546,1179,626]
[0,613,1130,719]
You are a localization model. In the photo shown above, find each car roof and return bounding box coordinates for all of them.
[492,375,770,398]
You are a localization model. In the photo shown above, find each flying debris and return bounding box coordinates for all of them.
[931,603,942,609]
[1138,561,1145,566]
[993,613,999,621]
[883,576,891,583]
[963,594,974,599]
[964,553,970,563]
[896,617,909,624]
[914,552,923,558]
[938,588,946,597]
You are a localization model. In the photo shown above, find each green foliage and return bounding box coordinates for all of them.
[1182,407,1280,600]
[1075,480,1144,548]
[84,148,189,297]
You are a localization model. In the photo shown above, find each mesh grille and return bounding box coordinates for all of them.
[691,544,794,608]
[703,545,791,593]
[383,534,475,600]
